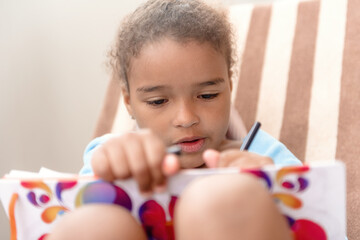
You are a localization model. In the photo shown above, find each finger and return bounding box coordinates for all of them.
[230,153,273,169]
[219,150,273,168]
[104,137,131,180]
[218,149,245,168]
[162,154,180,176]
[91,145,115,182]
[202,149,220,168]
[142,134,167,187]
[124,136,152,193]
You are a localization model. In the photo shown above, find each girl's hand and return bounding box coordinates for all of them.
[91,129,180,195]
[202,149,273,169]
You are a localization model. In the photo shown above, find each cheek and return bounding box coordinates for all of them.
[202,99,231,134]
[133,108,169,131]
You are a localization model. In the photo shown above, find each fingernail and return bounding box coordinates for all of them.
[203,149,219,168]
[163,155,179,176]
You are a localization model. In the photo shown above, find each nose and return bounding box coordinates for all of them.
[173,100,199,128]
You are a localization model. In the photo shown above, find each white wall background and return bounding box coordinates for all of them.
[0,0,274,238]
[0,1,147,238]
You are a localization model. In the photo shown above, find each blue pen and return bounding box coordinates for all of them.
[240,121,261,151]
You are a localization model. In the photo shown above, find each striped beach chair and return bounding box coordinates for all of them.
[94,0,360,238]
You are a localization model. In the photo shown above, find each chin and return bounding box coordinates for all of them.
[179,153,205,169]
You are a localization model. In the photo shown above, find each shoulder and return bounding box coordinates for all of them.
[220,130,302,167]
[247,130,302,166]
[80,134,114,175]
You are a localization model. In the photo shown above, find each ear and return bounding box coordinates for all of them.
[121,86,134,118]
[228,70,233,92]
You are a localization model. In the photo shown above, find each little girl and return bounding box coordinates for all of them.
[48,0,301,239]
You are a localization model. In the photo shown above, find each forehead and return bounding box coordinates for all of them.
[128,38,229,89]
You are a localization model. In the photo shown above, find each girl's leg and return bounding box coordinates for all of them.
[47,204,147,240]
[174,174,292,240]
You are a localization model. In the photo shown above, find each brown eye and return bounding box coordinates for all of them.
[146,99,168,106]
[198,93,219,100]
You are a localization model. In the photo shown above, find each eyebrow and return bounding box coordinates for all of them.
[136,78,225,93]
[196,78,225,87]
[136,85,166,93]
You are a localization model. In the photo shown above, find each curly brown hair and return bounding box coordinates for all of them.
[108,0,236,91]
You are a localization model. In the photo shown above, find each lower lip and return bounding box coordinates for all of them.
[179,138,205,153]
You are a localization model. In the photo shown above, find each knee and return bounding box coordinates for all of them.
[175,173,269,217]
[174,174,274,234]
[174,174,291,240]
[47,204,147,240]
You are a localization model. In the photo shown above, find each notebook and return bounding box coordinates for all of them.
[0,161,346,240]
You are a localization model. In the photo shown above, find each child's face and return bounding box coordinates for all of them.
[123,38,232,168]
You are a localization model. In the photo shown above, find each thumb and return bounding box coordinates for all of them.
[203,149,220,168]
[162,154,180,176]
